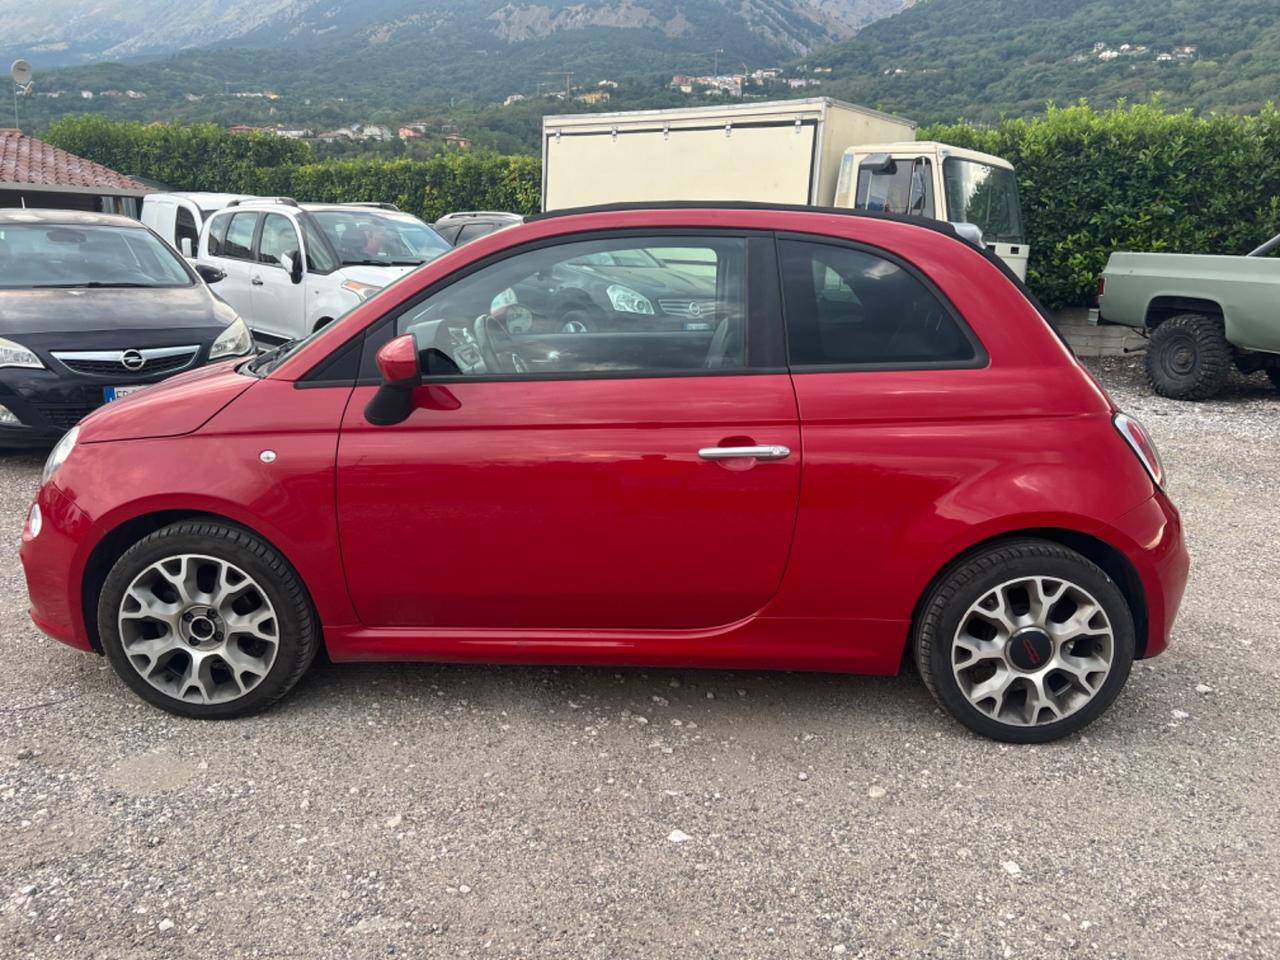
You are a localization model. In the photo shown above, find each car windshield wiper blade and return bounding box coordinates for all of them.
[29,281,156,289]
[246,339,297,376]
[342,258,423,267]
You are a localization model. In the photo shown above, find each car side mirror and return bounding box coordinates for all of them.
[195,264,226,285]
[364,333,421,426]
[953,222,986,249]
[281,252,304,285]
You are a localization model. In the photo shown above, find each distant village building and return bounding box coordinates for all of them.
[398,126,423,140]
[576,91,611,105]
[80,90,93,99]
[597,80,619,89]
[226,125,264,135]
[503,94,527,107]
[125,90,146,100]
[444,134,473,150]
[315,129,355,142]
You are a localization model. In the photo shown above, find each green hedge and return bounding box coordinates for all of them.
[43,116,543,225]
[46,106,1280,308]
[923,102,1280,307]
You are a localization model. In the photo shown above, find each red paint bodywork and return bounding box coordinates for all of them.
[19,207,1189,676]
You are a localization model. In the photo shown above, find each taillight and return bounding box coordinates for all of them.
[1114,413,1165,488]
[1096,277,1106,301]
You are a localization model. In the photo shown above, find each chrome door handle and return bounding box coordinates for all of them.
[698,445,792,461]
[251,276,264,286]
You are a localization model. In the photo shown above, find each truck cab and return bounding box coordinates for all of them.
[835,143,1028,280]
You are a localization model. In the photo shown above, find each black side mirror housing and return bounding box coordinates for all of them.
[282,252,304,285]
[195,264,226,285]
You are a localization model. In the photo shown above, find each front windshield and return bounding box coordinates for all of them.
[942,158,1025,244]
[0,222,195,289]
[311,210,452,268]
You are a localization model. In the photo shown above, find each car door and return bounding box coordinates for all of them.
[335,232,800,631]
[203,211,259,327]
[251,213,308,341]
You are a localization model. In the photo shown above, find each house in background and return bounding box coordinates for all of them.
[0,128,149,216]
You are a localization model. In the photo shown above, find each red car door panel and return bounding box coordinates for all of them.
[336,375,800,630]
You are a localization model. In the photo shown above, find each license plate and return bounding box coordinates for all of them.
[104,385,147,402]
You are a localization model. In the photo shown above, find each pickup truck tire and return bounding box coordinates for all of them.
[1145,314,1231,400]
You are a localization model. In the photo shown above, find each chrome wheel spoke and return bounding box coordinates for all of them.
[952,574,1115,728]
[118,553,279,706]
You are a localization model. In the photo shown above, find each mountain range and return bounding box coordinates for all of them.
[0,1,911,67]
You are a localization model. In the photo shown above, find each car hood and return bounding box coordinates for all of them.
[78,359,255,443]
[0,285,229,337]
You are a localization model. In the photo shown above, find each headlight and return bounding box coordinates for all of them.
[42,425,79,486]
[341,279,383,302]
[209,317,253,360]
[607,284,654,315]
[0,337,44,370]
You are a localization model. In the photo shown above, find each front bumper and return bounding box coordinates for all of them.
[20,480,96,651]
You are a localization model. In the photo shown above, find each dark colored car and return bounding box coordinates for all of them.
[21,204,1188,743]
[433,211,523,246]
[0,209,253,445]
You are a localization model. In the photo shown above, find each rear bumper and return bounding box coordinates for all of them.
[1115,492,1189,658]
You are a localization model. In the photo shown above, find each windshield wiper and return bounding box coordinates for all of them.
[341,259,423,267]
[30,281,155,289]
[245,339,297,377]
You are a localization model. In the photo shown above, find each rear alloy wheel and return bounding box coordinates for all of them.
[1145,313,1231,400]
[98,521,318,719]
[915,540,1136,743]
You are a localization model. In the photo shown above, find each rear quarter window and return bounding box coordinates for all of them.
[778,239,982,368]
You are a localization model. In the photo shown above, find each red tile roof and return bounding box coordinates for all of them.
[0,128,148,193]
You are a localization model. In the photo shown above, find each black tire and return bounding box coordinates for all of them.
[97,521,319,719]
[914,539,1136,744]
[1145,313,1231,400]
[1267,368,1280,393]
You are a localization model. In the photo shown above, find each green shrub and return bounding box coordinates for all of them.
[43,116,543,224]
[923,102,1280,306]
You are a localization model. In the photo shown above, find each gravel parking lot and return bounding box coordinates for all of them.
[1,359,1278,960]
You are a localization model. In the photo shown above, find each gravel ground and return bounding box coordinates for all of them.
[2,360,1278,960]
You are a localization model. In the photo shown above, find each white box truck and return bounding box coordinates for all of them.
[542,97,1028,278]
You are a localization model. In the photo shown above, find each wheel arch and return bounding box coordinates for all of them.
[1143,296,1224,330]
[80,510,321,655]
[908,527,1150,662]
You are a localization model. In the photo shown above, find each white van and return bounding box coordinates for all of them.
[197,198,453,342]
[141,192,254,257]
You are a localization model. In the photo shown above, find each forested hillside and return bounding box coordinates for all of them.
[813,0,1280,123]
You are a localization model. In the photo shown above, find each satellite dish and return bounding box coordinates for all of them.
[11,60,33,86]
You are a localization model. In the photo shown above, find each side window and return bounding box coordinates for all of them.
[222,213,258,261]
[206,213,230,257]
[299,217,339,274]
[456,223,495,244]
[394,236,748,378]
[854,158,935,218]
[174,206,200,253]
[258,213,301,266]
[778,240,978,367]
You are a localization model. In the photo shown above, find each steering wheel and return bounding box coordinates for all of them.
[472,313,528,374]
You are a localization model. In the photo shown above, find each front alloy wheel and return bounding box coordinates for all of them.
[99,521,319,718]
[915,540,1136,743]
[118,554,280,705]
